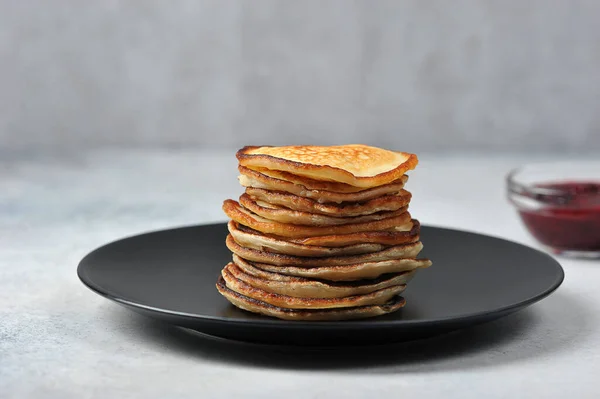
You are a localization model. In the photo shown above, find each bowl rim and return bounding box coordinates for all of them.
[506,162,600,200]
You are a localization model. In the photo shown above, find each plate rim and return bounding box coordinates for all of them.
[77,222,565,329]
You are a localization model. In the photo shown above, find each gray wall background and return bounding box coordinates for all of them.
[1,0,599,153]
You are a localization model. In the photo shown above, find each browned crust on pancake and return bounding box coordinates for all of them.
[249,167,382,193]
[216,276,407,320]
[239,166,408,204]
[221,266,406,309]
[229,259,416,298]
[239,193,409,226]
[286,220,422,247]
[245,187,412,216]
[229,221,388,257]
[233,256,417,285]
[226,234,423,266]
[243,255,432,281]
[237,145,419,188]
[234,219,420,247]
[222,199,413,238]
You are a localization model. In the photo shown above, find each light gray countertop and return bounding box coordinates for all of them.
[1,149,598,399]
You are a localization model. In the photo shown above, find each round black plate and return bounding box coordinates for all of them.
[78,223,564,346]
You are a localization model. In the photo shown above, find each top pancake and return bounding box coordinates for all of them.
[237,145,418,188]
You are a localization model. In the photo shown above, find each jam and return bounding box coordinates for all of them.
[518,181,600,251]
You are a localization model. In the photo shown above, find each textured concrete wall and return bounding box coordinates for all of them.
[1,0,599,153]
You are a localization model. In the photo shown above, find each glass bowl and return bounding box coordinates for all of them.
[507,161,600,258]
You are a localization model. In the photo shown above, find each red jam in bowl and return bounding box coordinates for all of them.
[517,181,600,251]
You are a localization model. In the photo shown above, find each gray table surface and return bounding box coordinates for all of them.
[1,149,598,399]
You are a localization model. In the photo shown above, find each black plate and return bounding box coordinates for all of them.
[78,223,564,346]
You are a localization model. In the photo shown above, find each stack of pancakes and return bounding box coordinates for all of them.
[217,145,432,321]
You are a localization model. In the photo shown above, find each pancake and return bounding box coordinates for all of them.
[237,145,418,188]
[286,220,421,247]
[243,255,432,281]
[222,199,413,238]
[227,235,423,266]
[229,221,388,257]
[250,167,374,193]
[216,277,407,321]
[230,258,416,298]
[287,219,421,248]
[221,266,406,309]
[239,194,409,226]
[245,187,412,217]
[239,166,408,204]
